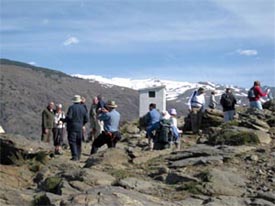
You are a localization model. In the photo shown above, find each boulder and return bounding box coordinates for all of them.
[263,100,275,112]
[84,148,130,170]
[207,126,260,146]
[0,134,52,165]
[40,176,63,195]
[169,156,223,168]
[202,168,247,196]
[165,172,200,184]
[122,123,140,134]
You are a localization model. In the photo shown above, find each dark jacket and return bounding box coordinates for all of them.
[42,107,54,129]
[66,103,89,132]
[220,93,237,112]
[96,100,106,113]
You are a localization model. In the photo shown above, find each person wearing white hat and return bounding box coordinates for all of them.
[169,108,182,149]
[64,95,89,161]
[90,100,121,154]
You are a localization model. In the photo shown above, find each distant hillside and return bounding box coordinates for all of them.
[0,59,139,138]
[1,59,274,138]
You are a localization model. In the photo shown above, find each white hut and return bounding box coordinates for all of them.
[139,86,166,117]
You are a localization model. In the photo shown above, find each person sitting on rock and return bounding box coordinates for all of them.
[220,88,237,122]
[90,100,121,154]
[187,87,205,134]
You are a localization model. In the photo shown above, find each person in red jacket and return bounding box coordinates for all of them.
[249,81,270,110]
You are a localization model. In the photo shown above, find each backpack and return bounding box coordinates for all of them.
[155,119,172,144]
[221,94,233,107]
[247,87,256,99]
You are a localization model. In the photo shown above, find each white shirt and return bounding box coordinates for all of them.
[209,94,217,108]
[188,91,205,111]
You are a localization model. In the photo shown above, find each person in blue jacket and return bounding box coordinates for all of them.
[90,100,121,154]
[145,103,161,150]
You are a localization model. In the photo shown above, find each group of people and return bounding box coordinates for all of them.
[187,80,271,134]
[144,103,182,150]
[41,95,121,161]
[42,80,271,159]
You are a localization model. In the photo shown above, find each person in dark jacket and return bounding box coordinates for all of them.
[220,88,237,122]
[41,101,55,143]
[65,95,89,161]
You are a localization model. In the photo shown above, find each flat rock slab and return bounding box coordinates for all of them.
[169,156,223,168]
[203,168,247,197]
[62,185,178,206]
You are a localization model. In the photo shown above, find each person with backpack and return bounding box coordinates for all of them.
[187,87,205,134]
[220,88,237,122]
[248,81,270,110]
[153,111,172,150]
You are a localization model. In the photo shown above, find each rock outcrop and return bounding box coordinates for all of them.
[1,101,274,206]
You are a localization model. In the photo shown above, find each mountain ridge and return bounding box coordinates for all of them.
[1,58,274,138]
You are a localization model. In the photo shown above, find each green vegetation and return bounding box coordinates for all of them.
[208,130,260,146]
[109,169,134,180]
[221,120,240,129]
[32,194,51,206]
[41,176,62,195]
[176,182,203,195]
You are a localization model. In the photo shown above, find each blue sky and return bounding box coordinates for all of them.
[1,0,274,88]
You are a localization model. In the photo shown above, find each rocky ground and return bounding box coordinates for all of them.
[1,101,275,206]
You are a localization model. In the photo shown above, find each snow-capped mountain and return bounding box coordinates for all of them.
[72,74,248,101]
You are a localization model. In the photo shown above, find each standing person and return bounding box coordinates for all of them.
[53,104,66,154]
[169,108,182,149]
[220,88,237,122]
[65,95,88,161]
[96,95,106,134]
[41,101,55,143]
[248,81,270,110]
[187,87,206,134]
[208,91,218,109]
[89,96,101,142]
[145,103,161,150]
[90,100,121,154]
[81,96,88,142]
